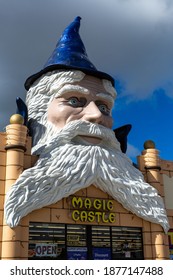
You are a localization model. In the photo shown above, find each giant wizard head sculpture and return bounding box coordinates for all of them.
[4,17,169,233]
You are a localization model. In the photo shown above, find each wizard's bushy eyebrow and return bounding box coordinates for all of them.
[96,92,114,106]
[55,84,89,97]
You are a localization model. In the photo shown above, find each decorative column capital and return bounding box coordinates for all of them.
[5,114,28,151]
[142,140,161,170]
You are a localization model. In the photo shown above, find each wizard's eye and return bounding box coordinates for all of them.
[97,103,111,116]
[67,97,86,107]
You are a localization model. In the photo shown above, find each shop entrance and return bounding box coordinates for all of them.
[66,225,111,260]
[29,223,144,260]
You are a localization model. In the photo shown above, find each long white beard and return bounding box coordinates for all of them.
[4,120,169,233]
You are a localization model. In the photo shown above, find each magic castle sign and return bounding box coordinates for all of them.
[70,196,116,223]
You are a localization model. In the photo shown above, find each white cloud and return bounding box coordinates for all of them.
[126,143,141,159]
[105,0,173,99]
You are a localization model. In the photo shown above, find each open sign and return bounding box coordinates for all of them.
[35,243,57,257]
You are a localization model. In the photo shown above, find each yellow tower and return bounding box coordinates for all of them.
[138,140,170,259]
[1,114,29,259]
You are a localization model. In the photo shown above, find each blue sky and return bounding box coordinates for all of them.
[0,0,173,163]
[113,88,173,162]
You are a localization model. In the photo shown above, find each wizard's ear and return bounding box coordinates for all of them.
[16,97,28,126]
[114,124,132,153]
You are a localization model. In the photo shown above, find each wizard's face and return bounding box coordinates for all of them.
[47,75,114,144]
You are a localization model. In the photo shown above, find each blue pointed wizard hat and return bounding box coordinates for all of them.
[24,16,114,90]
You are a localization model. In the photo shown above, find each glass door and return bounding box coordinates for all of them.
[91,226,111,259]
[66,224,87,260]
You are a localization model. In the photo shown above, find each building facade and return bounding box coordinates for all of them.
[0,118,173,260]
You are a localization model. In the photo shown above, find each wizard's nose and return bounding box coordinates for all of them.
[82,101,103,124]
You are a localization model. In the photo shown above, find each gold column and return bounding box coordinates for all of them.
[0,133,6,259]
[139,140,169,259]
[1,114,29,259]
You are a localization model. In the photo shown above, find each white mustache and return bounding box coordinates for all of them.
[36,119,121,155]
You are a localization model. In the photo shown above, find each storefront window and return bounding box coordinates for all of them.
[92,226,111,259]
[28,222,65,259]
[67,225,87,260]
[28,223,143,260]
[112,227,143,259]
